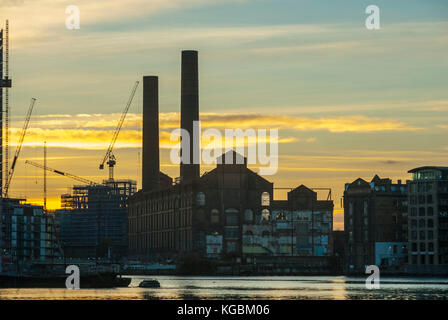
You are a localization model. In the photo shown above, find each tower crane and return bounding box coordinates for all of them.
[25,160,99,186]
[4,20,10,194]
[3,98,36,197]
[99,81,139,181]
[0,20,13,196]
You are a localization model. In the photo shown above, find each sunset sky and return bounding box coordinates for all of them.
[1,0,448,230]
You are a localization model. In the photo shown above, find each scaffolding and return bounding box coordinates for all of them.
[56,179,136,259]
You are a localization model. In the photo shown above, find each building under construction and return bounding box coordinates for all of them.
[55,179,136,260]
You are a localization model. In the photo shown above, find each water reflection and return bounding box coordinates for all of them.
[0,276,447,300]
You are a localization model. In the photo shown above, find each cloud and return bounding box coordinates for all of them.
[5,112,418,151]
[184,113,420,133]
[381,160,400,165]
[0,0,242,47]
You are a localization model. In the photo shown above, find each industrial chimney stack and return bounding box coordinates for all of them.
[142,76,160,192]
[180,50,200,183]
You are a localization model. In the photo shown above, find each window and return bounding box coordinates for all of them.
[419,219,425,228]
[211,209,220,224]
[419,207,425,216]
[428,230,434,240]
[411,242,417,252]
[261,192,270,207]
[410,207,417,216]
[427,207,434,216]
[226,215,238,225]
[261,209,270,222]
[244,209,254,222]
[428,242,434,252]
[420,231,426,240]
[420,243,426,252]
[196,192,205,206]
[224,227,239,239]
[418,195,425,204]
[411,219,417,229]
[427,195,433,204]
[428,219,434,228]
[418,183,426,193]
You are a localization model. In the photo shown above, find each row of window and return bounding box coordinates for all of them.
[410,230,435,241]
[410,218,435,229]
[410,207,434,216]
[129,209,192,233]
[130,194,193,215]
[410,242,435,252]
[130,229,192,251]
[409,195,434,205]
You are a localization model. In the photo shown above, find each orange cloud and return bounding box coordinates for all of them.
[6,112,418,150]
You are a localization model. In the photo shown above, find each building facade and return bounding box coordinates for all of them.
[0,199,61,273]
[241,186,333,259]
[344,175,408,273]
[407,166,448,274]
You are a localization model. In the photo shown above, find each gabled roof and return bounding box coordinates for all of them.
[348,178,370,188]
[290,184,315,195]
[217,150,247,165]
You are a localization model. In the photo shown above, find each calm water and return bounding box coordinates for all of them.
[1,276,447,300]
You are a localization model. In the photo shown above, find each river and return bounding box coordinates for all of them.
[0,276,447,300]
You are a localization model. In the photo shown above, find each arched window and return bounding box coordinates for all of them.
[261,192,270,206]
[261,209,270,222]
[211,209,220,224]
[196,192,205,206]
[225,208,239,225]
[244,209,254,222]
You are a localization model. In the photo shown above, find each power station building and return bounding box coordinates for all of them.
[128,50,334,265]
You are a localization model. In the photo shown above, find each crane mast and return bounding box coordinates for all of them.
[99,81,139,181]
[0,20,12,197]
[25,160,99,186]
[3,98,36,197]
[4,20,9,193]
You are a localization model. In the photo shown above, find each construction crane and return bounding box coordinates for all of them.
[0,20,13,196]
[25,160,99,186]
[3,98,36,197]
[4,20,10,194]
[99,81,139,181]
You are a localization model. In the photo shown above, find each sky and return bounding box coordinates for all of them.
[1,0,448,230]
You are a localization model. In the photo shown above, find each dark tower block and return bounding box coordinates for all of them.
[180,50,200,183]
[142,76,160,192]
